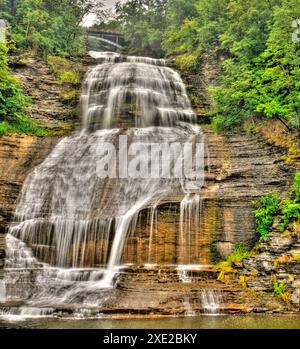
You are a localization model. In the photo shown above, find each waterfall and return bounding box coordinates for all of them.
[201,289,223,315]
[3,52,205,311]
[179,194,201,265]
[183,296,196,317]
[81,52,195,130]
[178,269,192,284]
[0,280,5,303]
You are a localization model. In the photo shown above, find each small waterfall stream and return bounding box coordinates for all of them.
[201,289,223,315]
[2,52,207,316]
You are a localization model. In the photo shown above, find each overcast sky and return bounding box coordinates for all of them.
[82,0,127,27]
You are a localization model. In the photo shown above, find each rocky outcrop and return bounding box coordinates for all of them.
[17,126,293,268]
[237,229,300,308]
[11,57,75,125]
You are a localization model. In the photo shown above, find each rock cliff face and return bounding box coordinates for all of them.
[118,127,293,266]
[237,230,300,307]
[7,126,292,269]
[168,50,222,120]
[0,54,297,315]
[12,57,75,123]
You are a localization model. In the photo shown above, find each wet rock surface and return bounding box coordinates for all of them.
[0,266,291,317]
[0,54,297,316]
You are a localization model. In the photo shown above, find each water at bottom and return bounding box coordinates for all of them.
[0,315,300,329]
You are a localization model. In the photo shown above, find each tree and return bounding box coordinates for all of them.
[253,0,300,129]
[116,0,168,57]
[210,0,300,132]
[1,0,107,57]
[163,0,229,70]
[0,43,27,123]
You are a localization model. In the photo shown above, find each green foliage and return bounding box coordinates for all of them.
[226,243,252,264]
[163,0,228,57]
[0,0,105,57]
[280,200,300,231]
[0,114,50,136]
[90,19,122,34]
[273,279,286,296]
[0,43,27,120]
[116,0,167,58]
[0,43,51,135]
[254,173,300,237]
[293,172,300,201]
[175,53,199,72]
[280,172,300,231]
[0,43,68,136]
[211,114,242,133]
[126,0,299,131]
[47,56,80,84]
[217,243,251,281]
[254,192,280,241]
[47,55,81,103]
[273,279,291,303]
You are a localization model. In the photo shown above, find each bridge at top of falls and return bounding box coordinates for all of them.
[86,30,125,49]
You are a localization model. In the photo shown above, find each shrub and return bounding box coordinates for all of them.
[293,172,300,201]
[47,56,80,85]
[280,173,300,232]
[0,43,55,136]
[175,53,199,72]
[254,192,280,240]
[226,243,252,264]
[59,71,80,85]
[273,279,286,296]
[217,243,251,281]
[0,44,28,121]
[273,279,291,303]
[211,114,243,133]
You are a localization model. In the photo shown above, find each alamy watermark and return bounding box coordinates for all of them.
[0,19,8,44]
[0,280,6,303]
[96,136,205,192]
[292,19,300,43]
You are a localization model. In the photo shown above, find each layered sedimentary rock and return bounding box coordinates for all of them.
[0,52,296,316]
[238,230,300,307]
[121,127,293,265]
[0,123,293,278]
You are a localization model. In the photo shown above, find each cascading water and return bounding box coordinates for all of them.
[179,194,201,265]
[81,52,195,130]
[201,289,223,315]
[2,51,206,316]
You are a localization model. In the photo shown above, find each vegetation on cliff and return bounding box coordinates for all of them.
[254,193,280,241]
[0,43,48,135]
[255,172,300,240]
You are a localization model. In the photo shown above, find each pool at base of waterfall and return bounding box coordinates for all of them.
[0,315,300,329]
